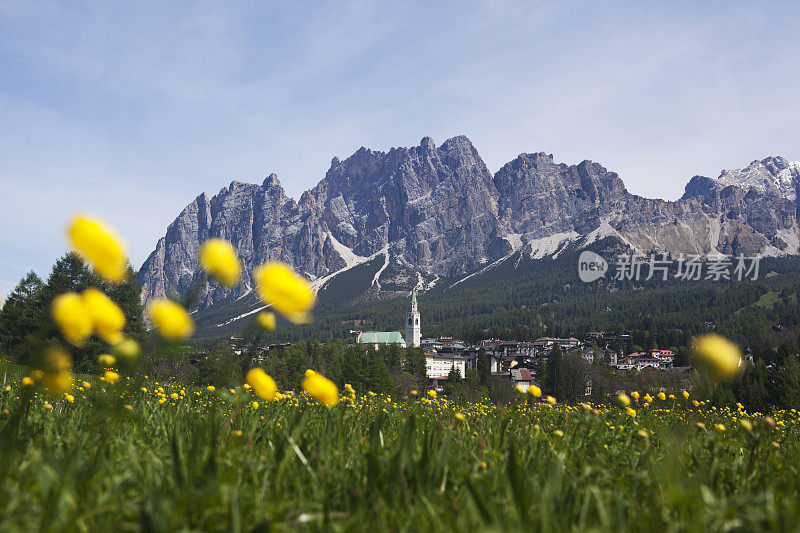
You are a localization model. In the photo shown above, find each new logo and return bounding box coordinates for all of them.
[578,251,608,282]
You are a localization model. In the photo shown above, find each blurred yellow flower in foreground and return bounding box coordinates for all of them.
[617,394,631,407]
[246,368,277,402]
[98,354,116,367]
[51,292,92,345]
[82,288,125,344]
[626,407,637,418]
[148,299,194,339]
[68,215,127,282]
[302,369,338,407]
[102,371,120,384]
[253,261,315,324]
[256,311,276,331]
[21,377,34,387]
[113,338,140,361]
[546,396,556,405]
[40,348,74,394]
[694,334,742,380]
[199,238,241,287]
[527,385,542,397]
[455,412,465,421]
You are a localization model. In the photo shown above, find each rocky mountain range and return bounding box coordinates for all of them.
[136,136,800,310]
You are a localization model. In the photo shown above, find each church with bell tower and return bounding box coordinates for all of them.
[405,288,421,347]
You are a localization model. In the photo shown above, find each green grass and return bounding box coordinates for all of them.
[754,290,782,309]
[1,360,799,532]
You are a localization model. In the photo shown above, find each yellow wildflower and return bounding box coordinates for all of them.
[44,403,53,410]
[740,419,753,432]
[81,288,125,344]
[455,412,465,421]
[256,311,276,331]
[631,391,640,401]
[102,371,120,384]
[39,348,74,394]
[207,385,216,392]
[428,390,437,399]
[68,214,127,282]
[554,430,564,437]
[98,354,116,367]
[515,383,527,394]
[113,338,140,361]
[198,238,241,288]
[147,299,194,339]
[527,385,542,397]
[252,401,259,409]
[546,396,556,405]
[246,368,277,402]
[694,334,742,380]
[617,393,631,407]
[170,392,179,400]
[253,261,315,323]
[82,381,91,389]
[682,390,690,399]
[51,292,92,345]
[626,407,637,418]
[21,376,34,387]
[302,369,338,407]
[64,394,75,403]
[42,371,74,394]
[657,392,666,401]
[715,423,726,432]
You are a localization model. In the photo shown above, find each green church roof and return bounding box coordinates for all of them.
[357,331,406,344]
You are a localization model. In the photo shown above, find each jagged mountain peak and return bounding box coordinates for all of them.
[136,138,800,319]
[717,155,799,202]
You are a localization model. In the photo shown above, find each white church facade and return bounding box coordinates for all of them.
[405,288,421,348]
[356,288,421,349]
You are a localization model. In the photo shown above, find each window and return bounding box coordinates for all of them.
[415,318,418,325]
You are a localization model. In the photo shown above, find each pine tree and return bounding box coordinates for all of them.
[0,271,45,359]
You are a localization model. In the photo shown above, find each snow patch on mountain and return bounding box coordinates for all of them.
[527,231,581,259]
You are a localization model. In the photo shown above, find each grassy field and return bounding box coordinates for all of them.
[1,361,799,532]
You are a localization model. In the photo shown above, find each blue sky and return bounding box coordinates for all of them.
[2,1,800,295]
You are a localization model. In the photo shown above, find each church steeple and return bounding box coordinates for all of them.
[405,286,421,347]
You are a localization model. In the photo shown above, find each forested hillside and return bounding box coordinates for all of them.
[190,240,800,363]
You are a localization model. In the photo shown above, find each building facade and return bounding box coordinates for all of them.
[405,288,421,348]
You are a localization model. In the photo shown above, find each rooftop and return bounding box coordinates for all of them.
[357,331,406,344]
